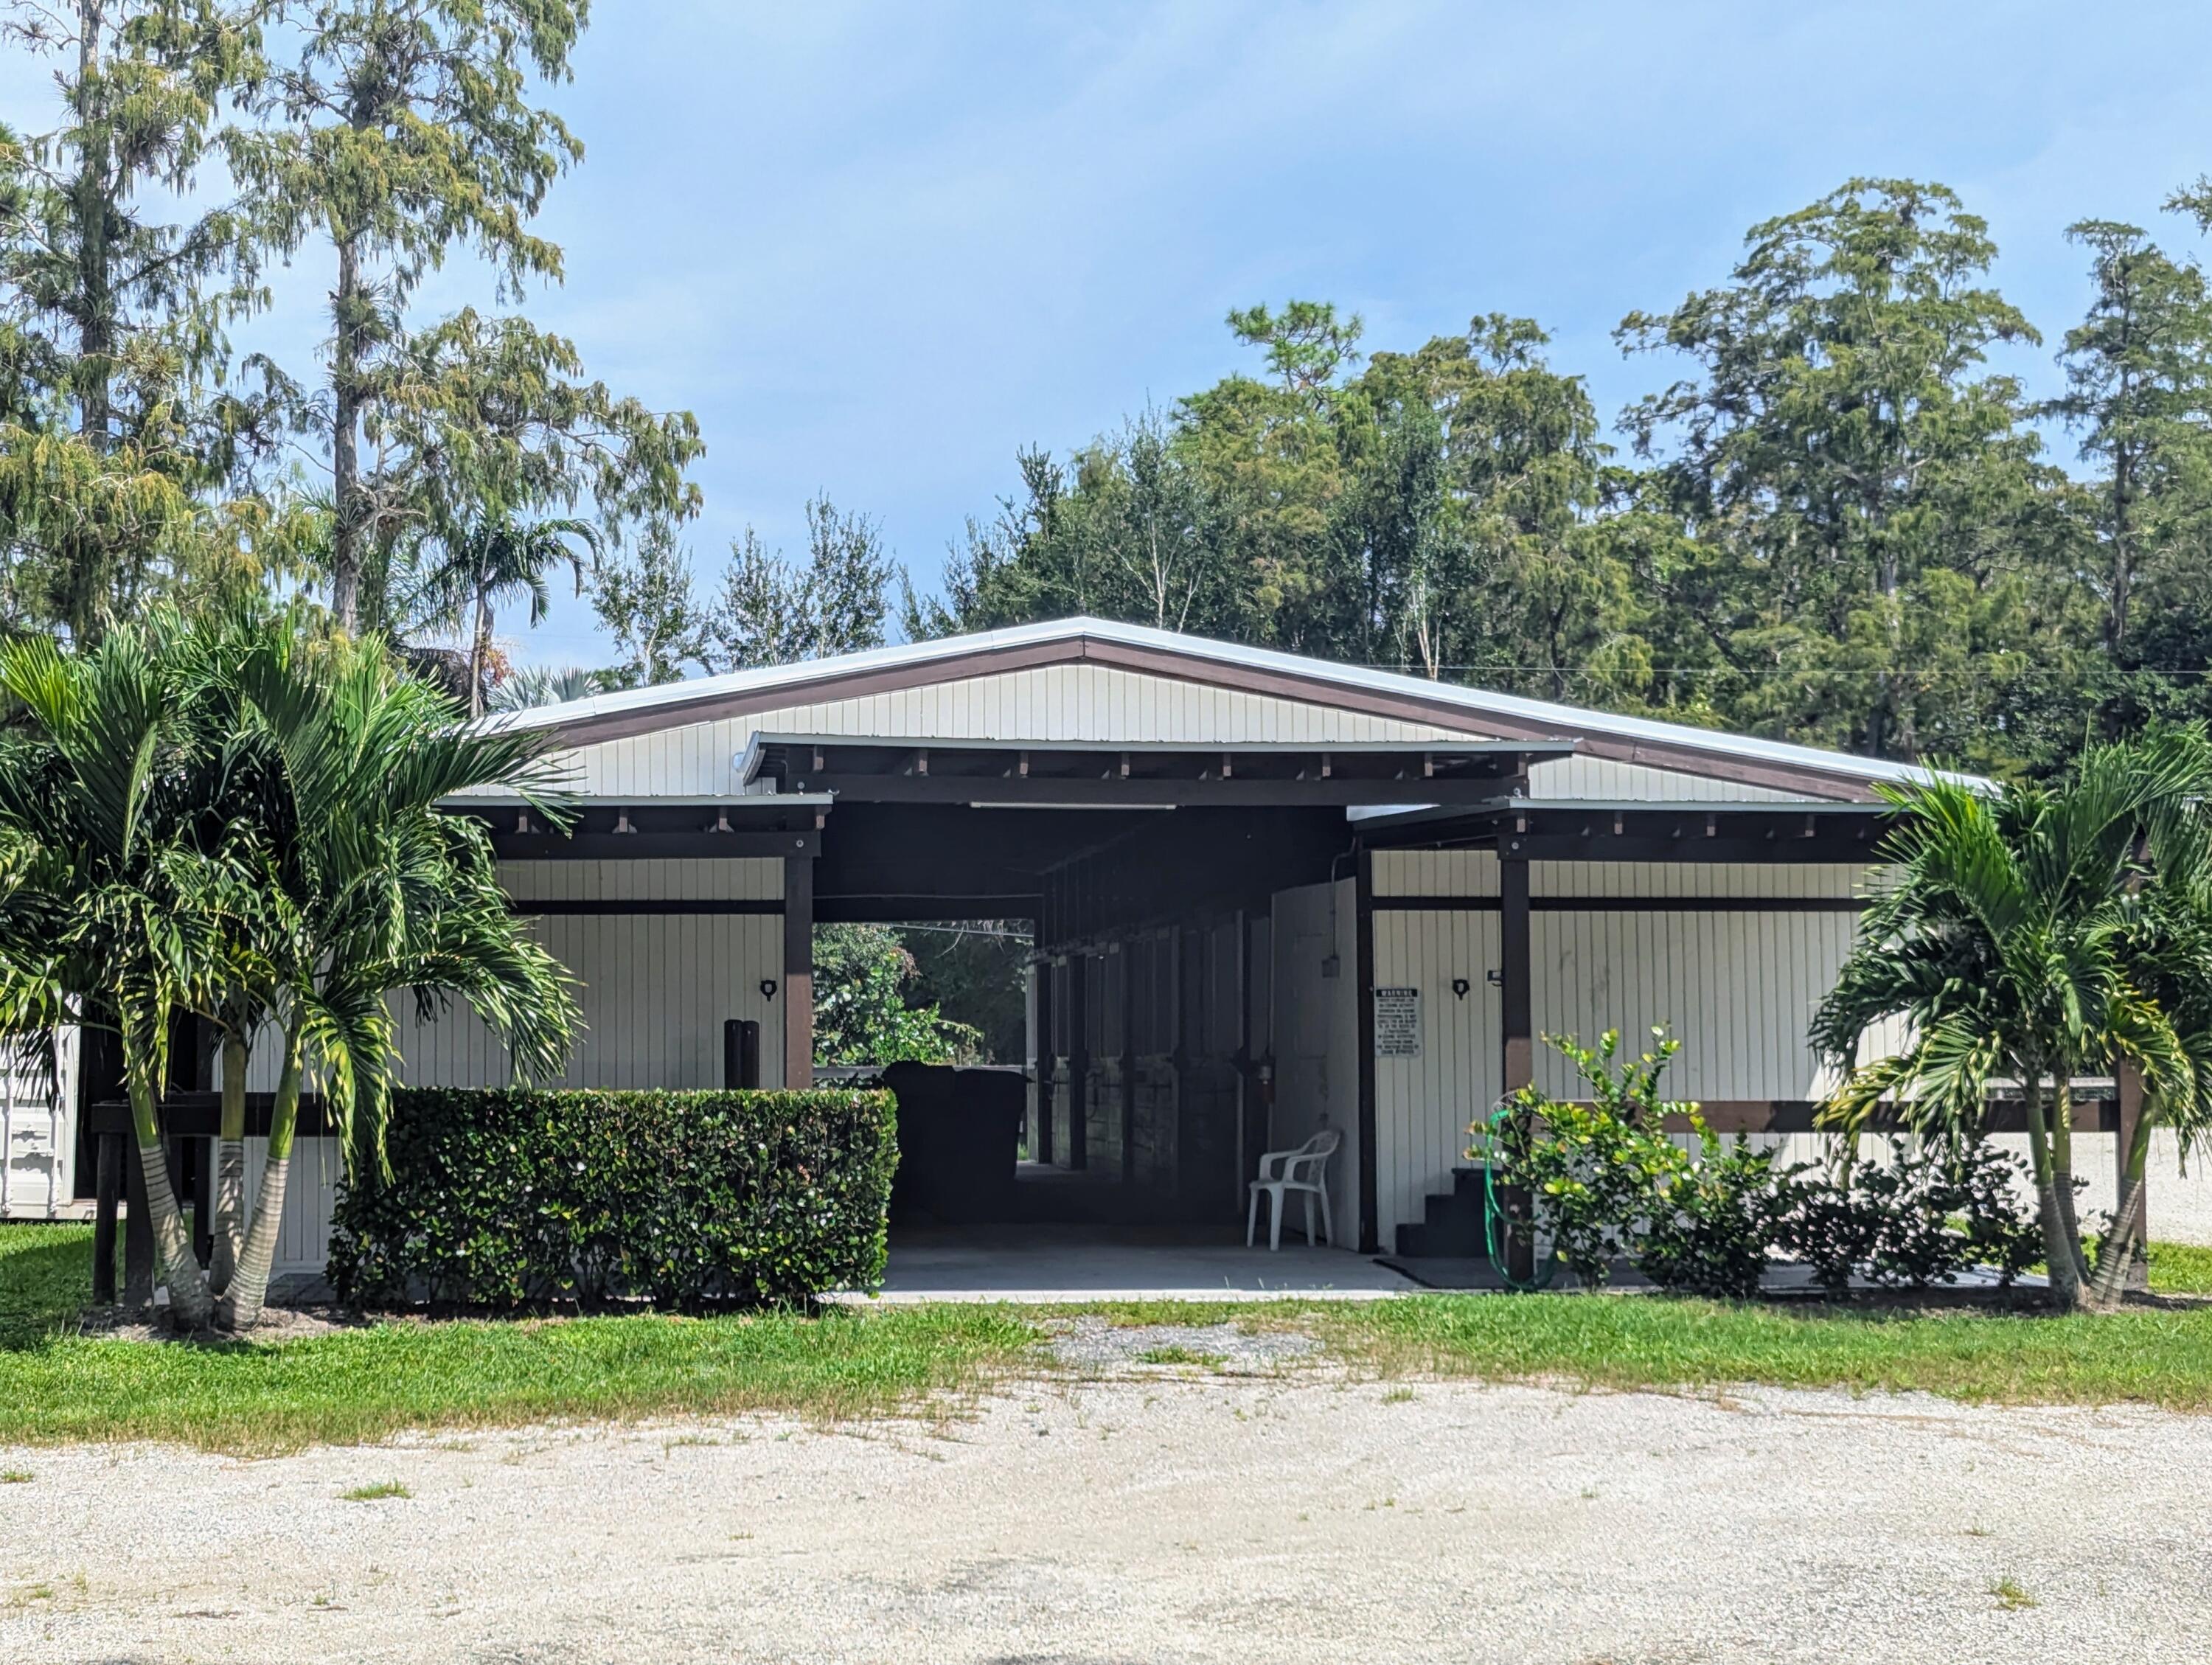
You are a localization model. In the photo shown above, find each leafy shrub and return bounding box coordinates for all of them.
[327,1088,897,1310]
[1491,1030,2045,1302]
[1779,1137,2044,1299]
[1489,1028,1705,1290]
[1638,1125,1796,1299]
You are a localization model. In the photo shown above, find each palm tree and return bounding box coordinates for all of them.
[218,623,581,1326]
[488,664,620,712]
[0,616,258,1329]
[419,514,601,718]
[1812,728,2212,1311]
[0,609,582,1330]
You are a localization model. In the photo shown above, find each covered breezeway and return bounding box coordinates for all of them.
[65,616,2165,1295]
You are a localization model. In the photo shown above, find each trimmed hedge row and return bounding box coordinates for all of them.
[327,1088,898,1310]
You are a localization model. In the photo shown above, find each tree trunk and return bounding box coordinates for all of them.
[2023,1072,2081,1312]
[221,1018,304,1330]
[63,0,116,644]
[2109,433,2135,657]
[470,583,490,718]
[124,1035,212,1329]
[2049,1078,2090,1285]
[330,234,366,633]
[209,1029,248,1296]
[2084,1108,2156,1313]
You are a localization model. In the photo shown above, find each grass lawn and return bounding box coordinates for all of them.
[0,1224,1037,1453]
[10,1222,2212,1453]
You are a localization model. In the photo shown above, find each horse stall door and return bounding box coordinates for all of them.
[1173,918,1246,1223]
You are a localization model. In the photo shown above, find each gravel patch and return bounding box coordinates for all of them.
[4,1379,2209,1663]
[1046,1315,1323,1372]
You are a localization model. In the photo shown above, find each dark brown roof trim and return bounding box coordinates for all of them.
[537,633,1877,803]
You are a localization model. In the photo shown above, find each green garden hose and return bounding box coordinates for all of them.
[1482,1103,1559,1292]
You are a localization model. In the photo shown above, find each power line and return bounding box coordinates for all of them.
[1354,664,2212,678]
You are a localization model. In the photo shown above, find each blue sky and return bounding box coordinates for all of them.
[11,1,2212,665]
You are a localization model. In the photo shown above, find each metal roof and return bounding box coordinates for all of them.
[484,616,1983,801]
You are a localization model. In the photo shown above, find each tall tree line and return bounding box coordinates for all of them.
[909,178,2212,781]
[0,0,701,698]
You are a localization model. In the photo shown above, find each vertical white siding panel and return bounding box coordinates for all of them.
[1371,906,1503,1249]
[1524,899,1857,1103]
[529,663,1493,793]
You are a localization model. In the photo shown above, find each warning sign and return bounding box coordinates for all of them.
[1374,987,1422,1057]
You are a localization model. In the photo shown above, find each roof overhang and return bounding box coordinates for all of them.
[1356,798,1896,864]
[445,792,830,861]
[737,734,1573,807]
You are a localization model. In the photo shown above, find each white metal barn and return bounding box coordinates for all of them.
[67,616,2143,1275]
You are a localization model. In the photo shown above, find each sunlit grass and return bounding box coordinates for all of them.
[0,1223,1037,1454]
[339,1478,411,1501]
[13,1221,2212,1453]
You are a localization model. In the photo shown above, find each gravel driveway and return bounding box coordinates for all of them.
[4,1368,2207,1663]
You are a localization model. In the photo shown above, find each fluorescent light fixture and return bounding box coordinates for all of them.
[965,801,1178,811]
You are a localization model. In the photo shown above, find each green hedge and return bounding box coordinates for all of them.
[327,1088,898,1310]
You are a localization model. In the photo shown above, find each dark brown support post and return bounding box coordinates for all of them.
[1499,848,1535,1282]
[1354,849,1380,1254]
[122,1136,153,1309]
[91,1132,120,1304]
[2118,1060,2149,1290]
[782,853,814,1088]
[1066,953,1089,1170]
[185,1136,212,1268]
[1120,942,1137,1188]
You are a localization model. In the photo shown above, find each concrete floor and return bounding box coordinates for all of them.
[850,1223,1419,1303]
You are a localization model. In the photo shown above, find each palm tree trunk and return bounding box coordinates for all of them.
[2085,1108,2156,1312]
[2023,1071,2081,1312]
[208,1029,247,1296]
[123,1029,212,1329]
[2050,1077,2091,1284]
[470,583,490,718]
[222,1018,302,1331]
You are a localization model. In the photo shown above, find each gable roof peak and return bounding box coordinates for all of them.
[484,614,1971,801]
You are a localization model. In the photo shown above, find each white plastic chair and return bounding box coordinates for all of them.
[1246,1127,1341,1251]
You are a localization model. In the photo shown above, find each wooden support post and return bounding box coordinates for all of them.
[122,1137,153,1310]
[1354,849,1380,1254]
[1066,953,1089,1171]
[91,1132,120,1304]
[2118,1060,2149,1290]
[1499,849,1535,1282]
[185,1136,212,1268]
[782,853,814,1088]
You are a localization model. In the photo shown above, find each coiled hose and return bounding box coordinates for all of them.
[1481,1102,1559,1291]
